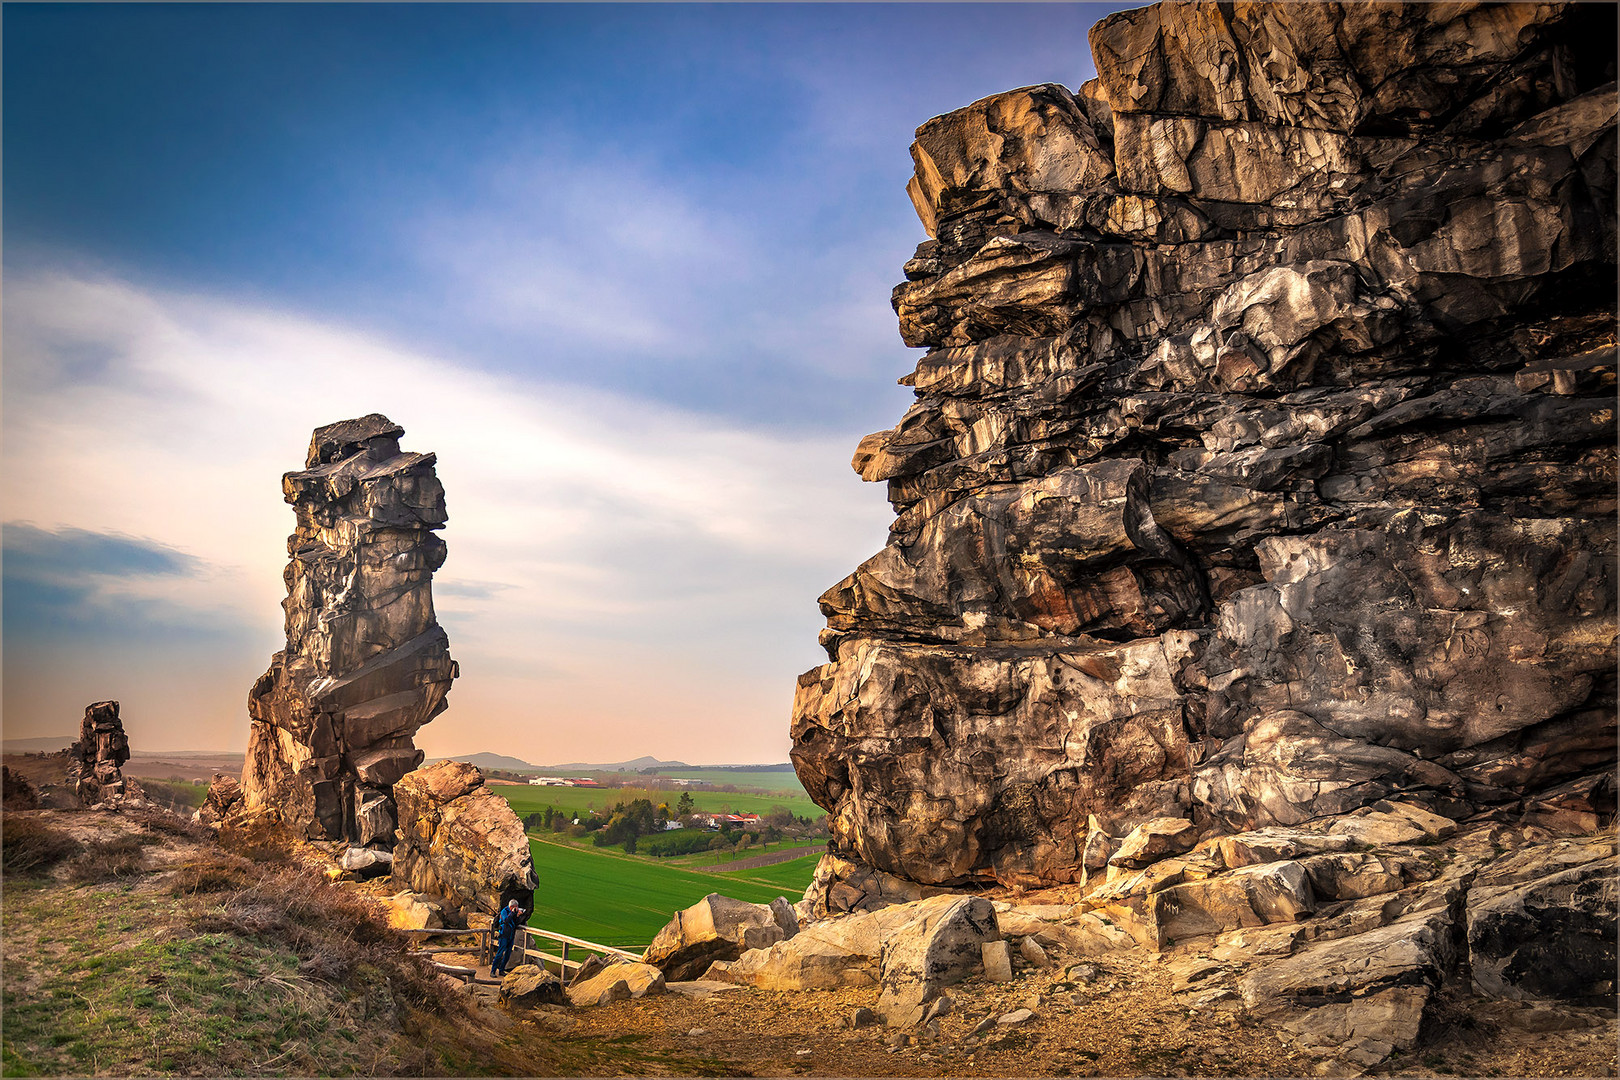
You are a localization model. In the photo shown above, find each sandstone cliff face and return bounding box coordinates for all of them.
[792,1,1616,893]
[240,414,458,845]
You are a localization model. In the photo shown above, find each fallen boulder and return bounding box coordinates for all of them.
[499,965,567,1008]
[567,961,666,1007]
[876,895,1000,1026]
[704,892,1001,1014]
[1467,836,1618,1002]
[644,893,798,981]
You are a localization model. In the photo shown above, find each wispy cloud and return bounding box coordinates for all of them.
[2,268,892,761]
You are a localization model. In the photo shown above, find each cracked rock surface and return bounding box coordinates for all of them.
[790,0,1616,898]
[239,414,458,846]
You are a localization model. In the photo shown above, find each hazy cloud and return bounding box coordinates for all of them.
[2,268,894,761]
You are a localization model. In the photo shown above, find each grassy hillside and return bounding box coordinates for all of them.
[526,837,815,950]
[498,783,822,821]
[1,810,715,1076]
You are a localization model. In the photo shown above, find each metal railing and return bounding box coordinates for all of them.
[402,924,647,985]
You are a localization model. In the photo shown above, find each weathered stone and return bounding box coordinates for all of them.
[788,0,1616,894]
[981,939,1013,982]
[1467,836,1618,1002]
[876,895,1000,1026]
[240,414,455,843]
[800,852,953,917]
[68,701,131,805]
[566,962,666,1007]
[644,893,793,982]
[1018,935,1051,969]
[383,890,444,931]
[499,965,567,1008]
[198,774,244,827]
[705,893,998,1005]
[1109,817,1198,869]
[390,761,537,920]
[1146,861,1315,948]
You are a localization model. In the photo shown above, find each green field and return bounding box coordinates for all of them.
[644,768,809,795]
[526,838,817,949]
[497,783,822,821]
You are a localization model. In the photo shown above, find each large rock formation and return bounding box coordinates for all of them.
[239,414,458,845]
[390,760,538,923]
[68,701,132,805]
[791,1,1616,895]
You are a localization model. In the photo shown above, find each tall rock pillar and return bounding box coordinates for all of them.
[241,414,458,846]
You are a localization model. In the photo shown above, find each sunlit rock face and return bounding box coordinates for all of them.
[792,1,1617,894]
[71,700,132,805]
[241,414,458,844]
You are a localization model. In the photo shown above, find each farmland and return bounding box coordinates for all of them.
[637,767,808,795]
[496,782,822,821]
[525,837,818,949]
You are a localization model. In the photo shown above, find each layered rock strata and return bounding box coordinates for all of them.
[391,761,538,923]
[69,701,132,805]
[240,414,458,846]
[792,1,1616,895]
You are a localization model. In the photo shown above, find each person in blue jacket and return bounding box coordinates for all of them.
[491,898,526,978]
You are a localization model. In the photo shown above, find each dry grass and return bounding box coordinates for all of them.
[1,815,82,874]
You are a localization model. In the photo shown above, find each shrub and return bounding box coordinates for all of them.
[638,831,715,857]
[1,816,81,874]
[66,834,151,883]
[169,851,258,896]
[137,778,207,812]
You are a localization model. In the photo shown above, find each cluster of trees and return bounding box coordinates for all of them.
[520,796,831,857]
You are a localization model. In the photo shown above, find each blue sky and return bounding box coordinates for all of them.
[3,3,1126,762]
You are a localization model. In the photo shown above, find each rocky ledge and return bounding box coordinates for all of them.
[790,0,1616,895]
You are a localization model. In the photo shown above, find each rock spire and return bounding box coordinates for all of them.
[240,413,458,846]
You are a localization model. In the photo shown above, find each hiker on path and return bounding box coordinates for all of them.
[491,898,526,978]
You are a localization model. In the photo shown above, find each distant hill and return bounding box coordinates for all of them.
[2,736,77,753]
[426,752,540,771]
[544,755,692,771]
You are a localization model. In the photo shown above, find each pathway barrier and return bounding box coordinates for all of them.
[402,924,647,985]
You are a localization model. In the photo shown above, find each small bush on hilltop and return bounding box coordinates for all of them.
[66,832,156,883]
[1,816,81,874]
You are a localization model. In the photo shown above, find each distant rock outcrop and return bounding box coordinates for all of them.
[69,701,132,805]
[791,0,1616,896]
[239,414,458,847]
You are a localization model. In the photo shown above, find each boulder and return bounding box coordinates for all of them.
[1109,817,1198,869]
[981,940,1013,982]
[390,761,537,919]
[799,852,952,917]
[1147,861,1315,947]
[1236,904,1461,1068]
[567,962,665,1007]
[198,774,244,827]
[239,414,455,842]
[1467,838,1618,1002]
[644,893,796,981]
[875,895,1000,1026]
[499,964,567,1008]
[383,890,444,930]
